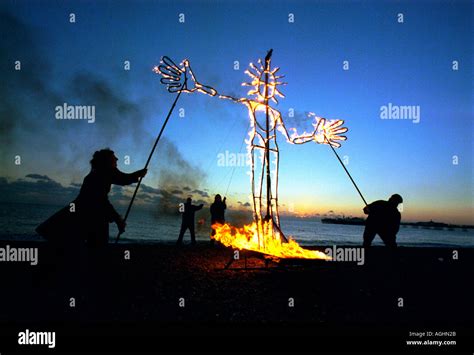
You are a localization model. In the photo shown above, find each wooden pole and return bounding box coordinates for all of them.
[324,134,368,206]
[264,49,273,222]
[115,81,186,243]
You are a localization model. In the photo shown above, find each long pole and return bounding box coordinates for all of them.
[324,135,368,206]
[264,49,272,221]
[115,81,186,243]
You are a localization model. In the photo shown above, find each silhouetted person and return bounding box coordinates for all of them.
[35,149,146,309]
[363,194,403,248]
[210,194,227,244]
[177,197,203,245]
[36,148,147,247]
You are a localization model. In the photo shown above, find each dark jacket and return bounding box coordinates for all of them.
[366,200,401,235]
[36,168,141,246]
[210,200,226,224]
[181,202,203,225]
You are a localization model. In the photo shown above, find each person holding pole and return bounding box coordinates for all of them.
[362,194,403,249]
[36,149,147,247]
[115,63,187,243]
[321,136,403,249]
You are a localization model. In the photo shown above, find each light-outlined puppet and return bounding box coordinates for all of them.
[154,49,348,247]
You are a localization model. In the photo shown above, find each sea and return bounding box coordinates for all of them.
[0,202,472,248]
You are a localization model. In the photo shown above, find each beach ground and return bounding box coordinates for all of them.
[0,240,472,351]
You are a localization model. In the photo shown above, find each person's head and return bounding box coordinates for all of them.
[90,148,117,171]
[389,194,403,206]
[214,194,222,202]
[186,197,192,204]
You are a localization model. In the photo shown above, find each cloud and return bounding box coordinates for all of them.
[140,184,164,195]
[156,137,206,185]
[191,189,209,198]
[237,201,251,207]
[150,137,208,212]
[25,174,53,181]
[282,110,316,131]
[0,11,209,213]
[68,72,152,145]
[0,10,162,182]
[0,176,79,205]
[0,174,210,212]
[0,10,62,164]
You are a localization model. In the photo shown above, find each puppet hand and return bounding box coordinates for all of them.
[153,57,217,96]
[153,56,187,93]
[316,118,348,148]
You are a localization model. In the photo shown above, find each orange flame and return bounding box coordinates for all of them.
[212,220,331,260]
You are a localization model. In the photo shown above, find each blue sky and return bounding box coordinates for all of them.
[1,0,472,223]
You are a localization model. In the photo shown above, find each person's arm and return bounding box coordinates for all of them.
[111,168,147,186]
[363,203,373,215]
[364,200,385,215]
[393,211,401,234]
[223,197,227,210]
[106,200,126,232]
[194,204,204,211]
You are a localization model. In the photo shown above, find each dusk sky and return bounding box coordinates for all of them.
[1,0,472,224]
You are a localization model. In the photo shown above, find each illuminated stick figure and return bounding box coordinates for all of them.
[154,49,348,246]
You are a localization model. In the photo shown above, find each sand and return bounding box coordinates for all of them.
[0,240,472,351]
